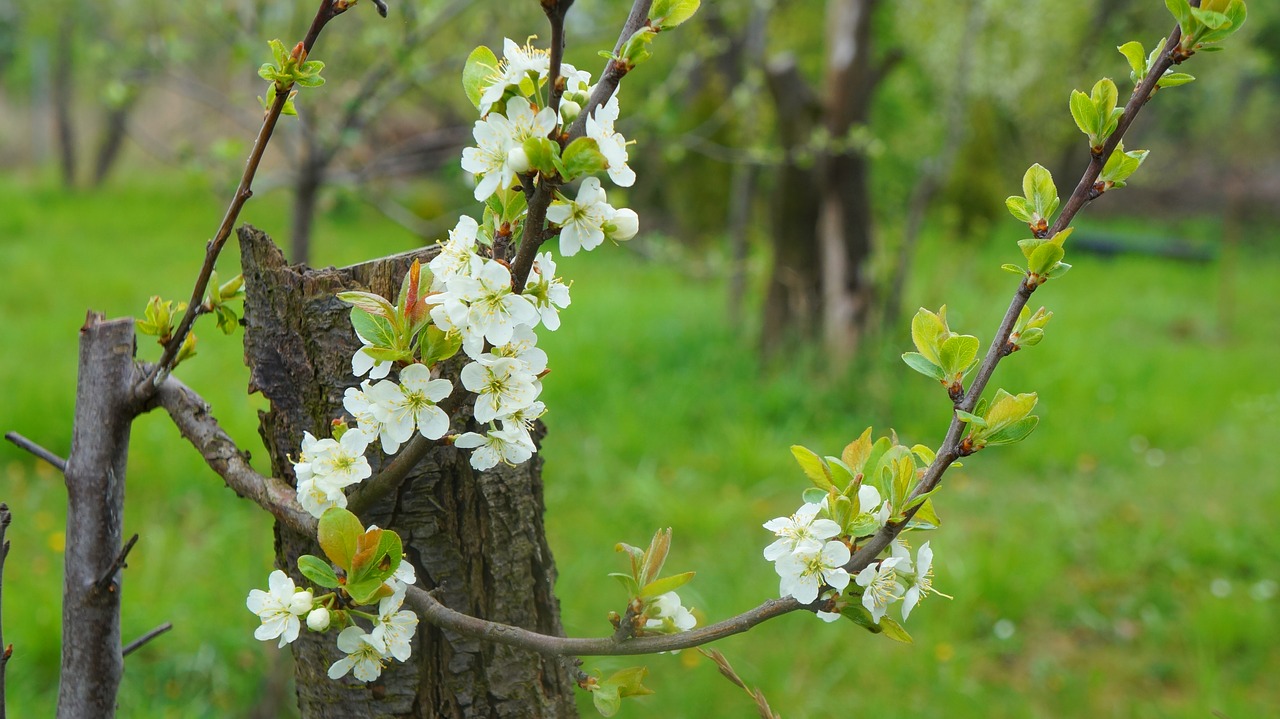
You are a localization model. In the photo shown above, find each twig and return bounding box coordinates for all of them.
[845,16,1188,574]
[122,622,173,657]
[1,504,11,719]
[697,648,781,719]
[542,0,573,118]
[509,0,653,289]
[3,432,67,473]
[139,0,355,394]
[92,534,138,596]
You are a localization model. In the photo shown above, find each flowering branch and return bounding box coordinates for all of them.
[509,0,652,289]
[139,0,359,393]
[845,15,1190,574]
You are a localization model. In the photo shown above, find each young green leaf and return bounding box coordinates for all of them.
[298,554,340,589]
[791,445,835,489]
[317,507,363,572]
[462,46,499,110]
[639,571,695,598]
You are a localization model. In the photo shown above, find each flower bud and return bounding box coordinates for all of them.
[306,606,331,631]
[608,208,639,241]
[507,147,531,175]
[288,589,314,615]
[559,99,582,124]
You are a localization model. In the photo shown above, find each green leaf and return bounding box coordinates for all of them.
[954,409,986,426]
[420,325,462,366]
[639,528,671,587]
[618,26,658,67]
[984,416,1040,446]
[609,572,640,596]
[791,445,834,489]
[337,290,396,317]
[350,307,397,349]
[1046,262,1072,279]
[317,507,363,572]
[1189,7,1230,30]
[523,136,561,177]
[902,352,946,381]
[1001,263,1027,275]
[939,334,980,378]
[650,0,701,29]
[801,487,829,506]
[463,45,499,110]
[1117,41,1147,76]
[1023,163,1058,221]
[1157,72,1195,88]
[1165,0,1193,28]
[1005,196,1035,223]
[298,554,340,589]
[839,602,884,633]
[877,614,914,643]
[561,137,608,179]
[1069,89,1097,138]
[591,685,621,717]
[639,571,695,598]
[214,305,239,335]
[1028,242,1065,276]
[908,497,941,529]
[841,428,874,473]
[347,528,403,602]
[910,307,948,365]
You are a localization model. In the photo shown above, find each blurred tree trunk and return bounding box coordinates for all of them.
[725,1,770,330]
[291,143,324,265]
[239,227,578,718]
[760,0,887,357]
[817,0,879,358]
[762,56,823,354]
[91,81,144,188]
[53,15,78,188]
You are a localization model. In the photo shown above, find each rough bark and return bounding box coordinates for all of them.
[761,56,823,355]
[238,226,577,718]
[57,314,136,718]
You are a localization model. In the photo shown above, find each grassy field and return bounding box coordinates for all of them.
[1,174,1277,717]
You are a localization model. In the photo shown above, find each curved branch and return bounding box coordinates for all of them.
[404,586,802,657]
[153,373,317,537]
[847,17,1187,572]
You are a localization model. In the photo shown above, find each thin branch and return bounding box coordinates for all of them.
[122,623,173,657]
[404,586,801,657]
[543,0,573,118]
[346,434,436,514]
[3,432,67,473]
[139,0,354,393]
[92,533,138,596]
[697,648,781,719]
[846,17,1188,574]
[1,503,10,719]
[152,372,316,536]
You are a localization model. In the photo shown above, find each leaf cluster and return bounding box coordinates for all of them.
[300,507,404,605]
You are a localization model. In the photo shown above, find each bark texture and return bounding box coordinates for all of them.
[238,226,577,718]
[57,314,136,718]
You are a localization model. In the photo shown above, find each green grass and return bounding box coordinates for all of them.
[2,174,1277,717]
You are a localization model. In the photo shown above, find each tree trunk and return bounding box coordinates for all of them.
[290,153,323,266]
[818,0,878,358]
[91,85,143,188]
[238,226,578,718]
[57,314,136,718]
[761,56,823,356]
[53,15,78,189]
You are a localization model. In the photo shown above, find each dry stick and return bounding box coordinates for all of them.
[845,19,1188,574]
[509,0,653,288]
[3,432,68,473]
[1,503,11,719]
[140,0,353,394]
[121,623,173,658]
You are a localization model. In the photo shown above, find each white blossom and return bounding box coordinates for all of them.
[343,382,400,454]
[607,207,639,242]
[455,424,537,470]
[762,503,841,561]
[901,541,947,620]
[372,584,419,662]
[435,260,539,352]
[461,112,517,201]
[478,38,552,115]
[428,215,483,290]
[482,324,547,375]
[775,540,852,605]
[310,428,373,489]
[585,92,635,187]
[460,357,539,423]
[547,177,613,256]
[855,556,908,624]
[246,570,309,648]
[370,364,453,444]
[644,591,697,633]
[296,476,348,518]
[327,626,387,682]
[307,607,331,632]
[525,252,571,331]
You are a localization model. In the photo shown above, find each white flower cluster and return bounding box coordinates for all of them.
[763,486,934,624]
[853,540,942,624]
[293,429,373,518]
[246,560,420,683]
[643,591,696,634]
